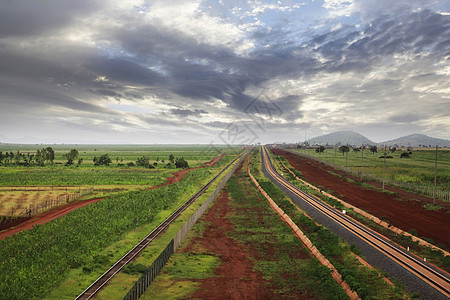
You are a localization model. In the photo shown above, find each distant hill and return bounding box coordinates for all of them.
[305,131,375,146]
[380,134,450,147]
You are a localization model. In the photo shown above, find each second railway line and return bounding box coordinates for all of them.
[261,146,450,299]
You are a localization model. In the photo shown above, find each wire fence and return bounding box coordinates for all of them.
[123,153,248,300]
[286,150,449,202]
[10,187,94,217]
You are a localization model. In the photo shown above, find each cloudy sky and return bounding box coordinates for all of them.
[1,0,449,144]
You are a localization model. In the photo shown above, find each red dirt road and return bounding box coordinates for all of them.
[0,154,227,240]
[0,198,103,240]
[190,190,271,299]
[271,148,450,249]
[148,154,226,190]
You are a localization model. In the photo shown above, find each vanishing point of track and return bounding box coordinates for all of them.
[76,153,243,300]
[261,146,450,298]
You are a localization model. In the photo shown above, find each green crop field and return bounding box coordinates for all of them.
[0,144,242,299]
[0,144,240,216]
[290,148,450,191]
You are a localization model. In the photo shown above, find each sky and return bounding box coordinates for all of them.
[0,0,449,145]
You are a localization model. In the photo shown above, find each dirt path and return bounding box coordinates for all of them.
[148,153,226,190]
[272,148,450,249]
[0,154,227,240]
[189,189,270,299]
[0,197,103,240]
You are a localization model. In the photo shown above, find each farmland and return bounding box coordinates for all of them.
[0,144,235,218]
[0,144,241,299]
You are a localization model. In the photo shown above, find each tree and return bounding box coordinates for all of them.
[0,152,3,164]
[44,147,55,164]
[93,154,112,166]
[77,158,83,166]
[390,147,397,153]
[315,146,325,153]
[64,149,79,166]
[175,157,189,168]
[369,146,377,155]
[136,155,150,168]
[169,154,175,163]
[35,149,44,166]
[14,150,21,165]
[338,145,350,155]
[400,152,410,158]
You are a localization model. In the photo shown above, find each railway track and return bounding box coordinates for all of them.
[76,153,243,300]
[261,146,450,299]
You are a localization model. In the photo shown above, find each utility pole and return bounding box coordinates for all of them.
[383,144,386,189]
[345,143,348,171]
[434,145,438,204]
[334,146,337,164]
[360,144,364,181]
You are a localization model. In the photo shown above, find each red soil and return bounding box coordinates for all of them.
[0,198,103,240]
[0,153,226,240]
[271,148,450,249]
[190,189,271,299]
[148,153,226,190]
[0,216,31,232]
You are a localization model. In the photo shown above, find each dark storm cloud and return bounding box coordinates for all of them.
[0,81,112,114]
[1,0,448,143]
[0,0,101,38]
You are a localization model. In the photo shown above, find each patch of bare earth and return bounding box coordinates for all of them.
[272,148,450,249]
[189,189,272,300]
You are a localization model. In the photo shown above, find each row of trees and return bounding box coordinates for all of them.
[0,147,55,166]
[0,149,190,169]
[134,154,189,169]
[314,145,411,158]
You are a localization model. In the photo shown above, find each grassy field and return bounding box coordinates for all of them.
[290,148,450,190]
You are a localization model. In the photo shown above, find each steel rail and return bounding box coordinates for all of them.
[75,153,243,300]
[261,146,450,298]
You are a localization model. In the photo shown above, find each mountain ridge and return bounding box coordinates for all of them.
[304,131,450,147]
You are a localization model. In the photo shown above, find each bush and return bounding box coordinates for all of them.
[122,263,148,275]
[93,154,112,166]
[400,152,410,158]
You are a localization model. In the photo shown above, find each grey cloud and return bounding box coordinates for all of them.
[388,113,424,124]
[85,57,164,86]
[0,80,111,114]
[170,108,208,118]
